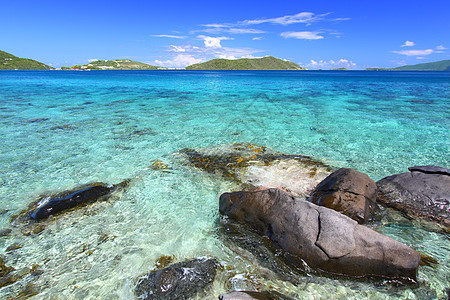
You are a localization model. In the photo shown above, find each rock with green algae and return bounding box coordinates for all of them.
[179,143,333,198]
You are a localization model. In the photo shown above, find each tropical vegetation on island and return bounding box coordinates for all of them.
[185,56,306,70]
[0,50,52,70]
[1,49,449,71]
[392,60,450,71]
[63,59,161,70]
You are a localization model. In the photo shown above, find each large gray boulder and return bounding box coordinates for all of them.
[309,168,377,223]
[219,189,420,281]
[377,166,450,230]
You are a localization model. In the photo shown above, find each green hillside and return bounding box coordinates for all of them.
[392,60,450,71]
[0,50,52,70]
[69,59,161,70]
[185,56,306,70]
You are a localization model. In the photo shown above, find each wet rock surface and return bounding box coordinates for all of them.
[219,188,420,282]
[377,166,450,230]
[135,258,218,299]
[219,291,296,300]
[309,168,377,223]
[11,180,128,225]
[179,143,332,198]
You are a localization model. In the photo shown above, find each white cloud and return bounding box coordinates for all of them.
[154,54,203,68]
[197,35,234,48]
[241,12,328,26]
[281,31,324,40]
[252,37,263,40]
[401,41,415,47]
[194,27,265,35]
[392,49,434,56]
[88,58,99,62]
[304,58,357,69]
[436,45,447,50]
[168,45,187,52]
[227,28,265,34]
[152,34,186,39]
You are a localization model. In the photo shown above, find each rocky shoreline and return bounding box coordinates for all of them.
[1,143,448,299]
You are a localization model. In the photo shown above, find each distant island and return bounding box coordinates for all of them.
[365,60,450,71]
[64,59,162,70]
[2,49,449,71]
[0,50,52,70]
[185,56,306,70]
[392,60,450,71]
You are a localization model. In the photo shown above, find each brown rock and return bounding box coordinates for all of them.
[309,168,377,223]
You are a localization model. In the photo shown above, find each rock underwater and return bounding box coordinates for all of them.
[179,143,333,198]
[377,165,450,231]
[309,168,377,224]
[219,188,420,282]
[10,180,129,233]
[134,258,218,299]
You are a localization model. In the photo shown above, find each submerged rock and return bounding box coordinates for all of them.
[29,181,128,220]
[219,189,420,282]
[135,258,218,299]
[219,291,295,300]
[309,168,377,223]
[10,180,129,232]
[377,166,450,230]
[179,143,332,198]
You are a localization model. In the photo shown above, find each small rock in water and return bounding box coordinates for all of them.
[6,243,22,252]
[135,258,218,299]
[27,180,129,221]
[149,159,171,171]
[219,291,296,300]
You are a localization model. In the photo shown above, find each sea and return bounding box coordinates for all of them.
[0,70,449,299]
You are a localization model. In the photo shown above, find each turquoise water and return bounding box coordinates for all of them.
[0,70,449,299]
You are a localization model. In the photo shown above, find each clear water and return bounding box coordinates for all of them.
[0,70,448,299]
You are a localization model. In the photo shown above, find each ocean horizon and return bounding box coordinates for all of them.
[0,70,449,299]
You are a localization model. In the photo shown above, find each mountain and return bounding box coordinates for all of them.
[68,59,161,70]
[392,60,450,71]
[0,50,52,70]
[185,56,306,70]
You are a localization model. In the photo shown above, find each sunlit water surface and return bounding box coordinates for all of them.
[0,70,448,299]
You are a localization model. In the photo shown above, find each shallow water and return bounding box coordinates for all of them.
[0,70,448,299]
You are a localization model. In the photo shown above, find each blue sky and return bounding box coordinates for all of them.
[1,0,449,69]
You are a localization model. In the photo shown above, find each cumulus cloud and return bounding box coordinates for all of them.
[392,49,434,56]
[253,37,263,40]
[401,41,415,47]
[154,54,203,68]
[88,58,99,62]
[281,31,324,40]
[436,45,447,50]
[152,34,186,39]
[304,58,357,70]
[197,35,234,48]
